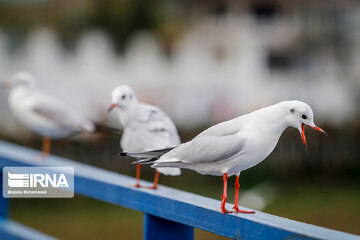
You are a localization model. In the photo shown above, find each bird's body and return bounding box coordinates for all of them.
[119,103,180,151]
[127,100,327,213]
[4,72,95,157]
[119,102,181,176]
[9,85,94,138]
[108,85,181,188]
[153,101,291,176]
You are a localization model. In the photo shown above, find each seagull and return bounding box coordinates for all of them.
[2,71,95,157]
[123,101,327,214]
[108,85,181,189]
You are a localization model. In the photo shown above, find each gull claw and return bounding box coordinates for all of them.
[132,183,142,188]
[35,153,48,161]
[232,206,255,214]
[221,207,232,214]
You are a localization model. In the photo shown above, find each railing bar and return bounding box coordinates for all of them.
[0,140,359,240]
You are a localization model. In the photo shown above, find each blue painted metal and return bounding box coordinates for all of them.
[0,219,57,240]
[0,140,359,240]
[144,214,193,240]
[0,171,9,218]
[0,150,55,239]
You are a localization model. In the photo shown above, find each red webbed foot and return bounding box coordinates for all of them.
[35,153,49,161]
[233,206,255,214]
[132,183,142,188]
[221,206,233,214]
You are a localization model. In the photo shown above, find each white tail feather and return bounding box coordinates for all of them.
[156,167,181,176]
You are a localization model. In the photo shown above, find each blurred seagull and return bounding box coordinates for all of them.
[2,72,95,157]
[123,101,327,214]
[108,85,181,189]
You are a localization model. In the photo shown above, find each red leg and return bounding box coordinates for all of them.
[39,137,51,159]
[220,173,232,214]
[133,164,142,188]
[145,170,159,189]
[233,175,255,214]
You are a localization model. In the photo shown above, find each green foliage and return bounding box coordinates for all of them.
[0,0,184,52]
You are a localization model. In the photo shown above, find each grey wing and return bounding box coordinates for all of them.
[27,92,94,132]
[158,132,246,164]
[196,117,243,138]
[121,127,173,152]
[121,104,180,152]
[139,104,180,145]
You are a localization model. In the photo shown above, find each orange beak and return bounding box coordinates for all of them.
[301,123,327,148]
[310,125,328,136]
[107,103,116,112]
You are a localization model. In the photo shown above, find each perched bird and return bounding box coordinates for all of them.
[108,85,181,189]
[2,72,95,157]
[124,101,327,214]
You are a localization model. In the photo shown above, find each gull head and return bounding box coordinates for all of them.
[286,101,327,147]
[108,85,137,112]
[2,71,36,89]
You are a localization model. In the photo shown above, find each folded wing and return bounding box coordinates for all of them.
[153,132,246,167]
[28,92,95,133]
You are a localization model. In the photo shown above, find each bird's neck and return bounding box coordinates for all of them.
[118,104,137,127]
[9,86,32,102]
[254,102,292,136]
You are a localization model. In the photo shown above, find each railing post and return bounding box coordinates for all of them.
[0,170,9,218]
[144,214,193,240]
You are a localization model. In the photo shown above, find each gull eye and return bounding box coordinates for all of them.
[121,94,126,99]
[302,114,307,120]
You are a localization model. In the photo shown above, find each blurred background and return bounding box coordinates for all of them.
[0,0,359,239]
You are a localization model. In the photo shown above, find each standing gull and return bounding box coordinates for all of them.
[2,72,95,157]
[123,101,327,214]
[108,85,181,189]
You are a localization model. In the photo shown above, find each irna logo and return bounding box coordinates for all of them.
[3,167,74,198]
[8,172,69,188]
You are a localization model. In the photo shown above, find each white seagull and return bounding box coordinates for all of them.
[108,85,181,189]
[2,72,95,157]
[123,101,327,214]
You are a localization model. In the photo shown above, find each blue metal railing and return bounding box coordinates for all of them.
[0,140,359,240]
